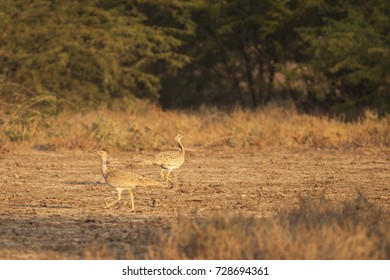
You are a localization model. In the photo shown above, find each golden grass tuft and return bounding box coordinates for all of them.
[148,193,389,260]
[0,99,389,152]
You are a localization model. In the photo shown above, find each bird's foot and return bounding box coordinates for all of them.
[166,180,176,189]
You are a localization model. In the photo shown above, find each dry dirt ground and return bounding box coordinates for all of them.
[0,147,389,259]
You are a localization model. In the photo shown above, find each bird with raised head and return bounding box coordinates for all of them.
[141,134,185,186]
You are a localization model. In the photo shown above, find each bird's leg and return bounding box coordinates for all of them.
[165,170,174,187]
[160,169,166,179]
[105,188,123,208]
[128,189,135,211]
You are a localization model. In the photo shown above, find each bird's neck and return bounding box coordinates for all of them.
[100,158,108,178]
[177,139,185,156]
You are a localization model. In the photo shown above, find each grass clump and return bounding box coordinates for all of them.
[148,193,389,260]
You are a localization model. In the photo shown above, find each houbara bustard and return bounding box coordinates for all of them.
[141,134,185,186]
[96,150,164,210]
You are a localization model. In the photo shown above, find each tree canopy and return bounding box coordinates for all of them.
[0,0,192,104]
[0,0,389,117]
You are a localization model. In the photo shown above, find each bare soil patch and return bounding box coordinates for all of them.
[0,147,389,259]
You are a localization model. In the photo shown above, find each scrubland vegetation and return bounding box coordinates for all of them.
[1,0,389,260]
[2,99,388,260]
[1,0,389,153]
[148,194,389,260]
[82,193,389,260]
[0,98,389,153]
[1,0,389,115]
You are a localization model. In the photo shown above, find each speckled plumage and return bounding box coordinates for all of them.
[96,150,163,210]
[104,170,162,189]
[151,150,185,170]
[142,134,185,186]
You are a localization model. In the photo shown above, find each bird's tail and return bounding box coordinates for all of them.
[145,178,166,188]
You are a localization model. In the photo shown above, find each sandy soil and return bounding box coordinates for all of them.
[0,147,389,259]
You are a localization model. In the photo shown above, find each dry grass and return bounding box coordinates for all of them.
[0,99,389,153]
[1,95,388,260]
[147,193,389,260]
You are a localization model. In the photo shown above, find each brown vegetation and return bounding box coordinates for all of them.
[0,101,389,260]
[1,100,389,153]
[1,0,388,261]
[149,194,389,260]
